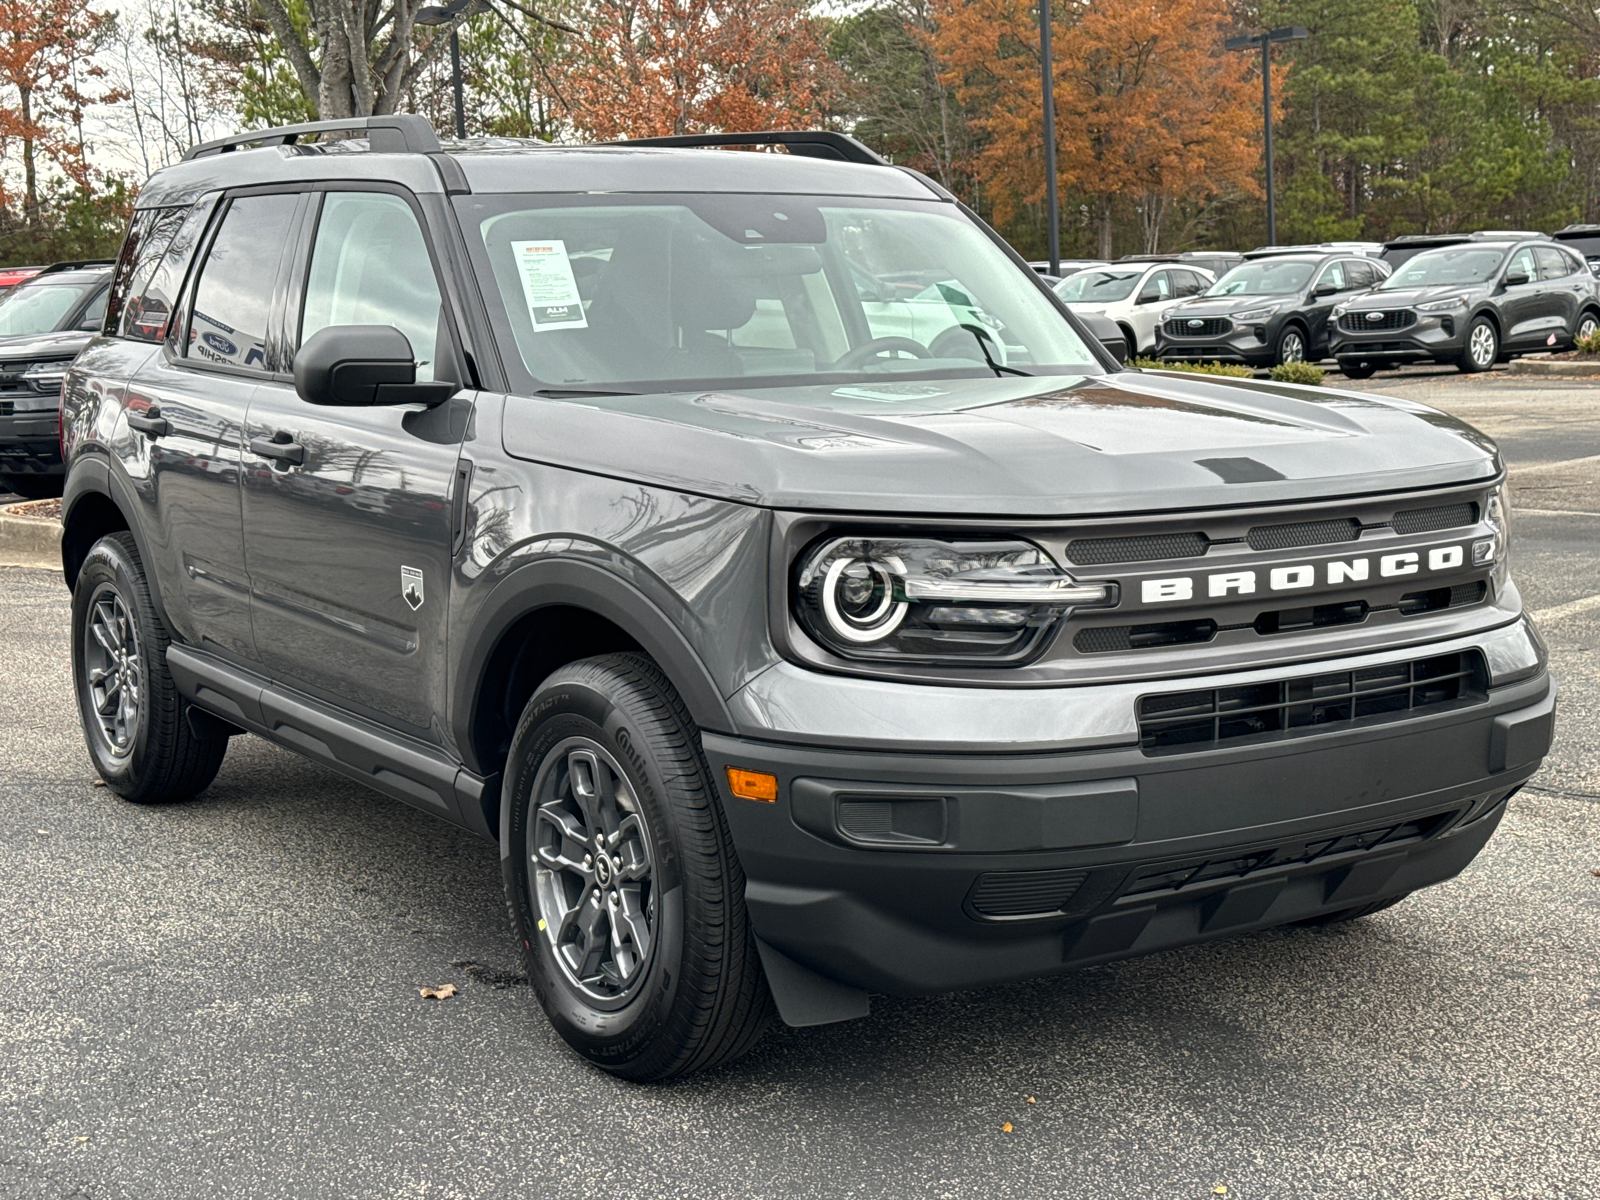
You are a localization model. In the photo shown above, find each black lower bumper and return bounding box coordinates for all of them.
[705,672,1553,1010]
[0,411,63,478]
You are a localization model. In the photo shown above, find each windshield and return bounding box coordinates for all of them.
[1206,260,1315,296]
[1055,269,1141,303]
[455,193,1101,394]
[0,282,91,336]
[1381,247,1506,289]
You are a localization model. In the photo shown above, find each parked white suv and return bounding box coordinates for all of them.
[1054,262,1214,356]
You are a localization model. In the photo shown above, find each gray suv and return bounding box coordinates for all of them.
[59,117,1554,1081]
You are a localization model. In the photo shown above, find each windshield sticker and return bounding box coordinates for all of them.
[510,240,589,332]
[832,382,950,403]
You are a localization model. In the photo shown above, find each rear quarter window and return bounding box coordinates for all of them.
[107,207,188,338]
[124,199,216,344]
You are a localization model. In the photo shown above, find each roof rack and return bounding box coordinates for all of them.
[614,130,889,166]
[183,115,442,161]
[35,260,115,275]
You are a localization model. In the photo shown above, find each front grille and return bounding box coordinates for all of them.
[1122,811,1458,898]
[1137,650,1486,753]
[0,401,10,416]
[1340,311,1416,332]
[0,361,37,394]
[969,868,1090,917]
[1397,581,1488,615]
[1065,531,1209,565]
[1391,501,1477,534]
[1246,517,1361,551]
[1164,317,1233,338]
[1075,619,1217,654]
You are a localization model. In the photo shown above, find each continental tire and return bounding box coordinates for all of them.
[71,532,228,803]
[1459,317,1497,373]
[502,653,774,1081]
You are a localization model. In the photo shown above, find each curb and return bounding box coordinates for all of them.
[0,504,62,567]
[1507,358,1600,377]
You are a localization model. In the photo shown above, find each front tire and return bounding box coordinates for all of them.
[1458,317,1498,373]
[1275,325,1308,365]
[503,653,773,1081]
[1339,361,1376,380]
[71,532,228,802]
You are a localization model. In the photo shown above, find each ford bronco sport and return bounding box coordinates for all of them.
[60,116,1555,1081]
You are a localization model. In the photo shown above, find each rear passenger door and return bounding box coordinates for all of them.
[123,191,301,665]
[1536,246,1585,341]
[240,187,469,740]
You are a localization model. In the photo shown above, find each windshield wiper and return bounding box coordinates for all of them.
[533,387,640,398]
[957,323,1031,377]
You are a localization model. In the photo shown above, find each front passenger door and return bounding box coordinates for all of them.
[1130,270,1174,353]
[1499,247,1543,348]
[241,188,469,740]
[1305,260,1347,353]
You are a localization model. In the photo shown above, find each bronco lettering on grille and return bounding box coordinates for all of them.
[1139,543,1470,605]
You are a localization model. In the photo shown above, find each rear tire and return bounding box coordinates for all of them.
[1458,317,1497,373]
[1575,310,1599,346]
[1297,894,1410,926]
[1339,362,1376,380]
[502,653,774,1081]
[71,532,228,803]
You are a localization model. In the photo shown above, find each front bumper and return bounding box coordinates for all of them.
[708,620,1552,1011]
[1154,317,1280,365]
[0,408,63,477]
[1330,311,1463,365]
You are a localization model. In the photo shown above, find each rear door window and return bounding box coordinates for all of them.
[185,194,299,371]
[1535,246,1571,281]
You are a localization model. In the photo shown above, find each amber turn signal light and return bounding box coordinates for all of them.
[725,767,778,803]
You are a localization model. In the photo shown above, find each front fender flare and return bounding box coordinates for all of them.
[451,556,737,777]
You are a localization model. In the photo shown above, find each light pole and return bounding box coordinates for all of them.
[1225,25,1308,247]
[416,0,474,138]
[1040,0,1059,274]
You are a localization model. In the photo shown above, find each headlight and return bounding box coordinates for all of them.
[1416,294,1469,312]
[21,361,68,394]
[1331,304,1348,318]
[1230,304,1281,322]
[1474,481,1512,589]
[793,536,1115,663]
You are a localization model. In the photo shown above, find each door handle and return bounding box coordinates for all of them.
[127,406,168,437]
[250,433,305,466]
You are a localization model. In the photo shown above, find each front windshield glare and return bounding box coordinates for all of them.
[456,193,1102,392]
[1055,270,1141,303]
[1206,260,1315,296]
[1382,248,1505,289]
[0,283,89,336]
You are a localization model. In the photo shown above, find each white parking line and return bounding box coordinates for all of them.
[1513,452,1600,473]
[1530,592,1600,623]
[1513,507,1600,518]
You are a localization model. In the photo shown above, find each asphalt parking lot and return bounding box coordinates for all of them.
[2,367,1598,1200]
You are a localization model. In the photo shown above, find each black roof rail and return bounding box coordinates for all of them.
[612,130,889,166]
[183,115,442,161]
[36,260,115,275]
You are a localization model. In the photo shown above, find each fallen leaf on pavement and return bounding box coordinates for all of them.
[91,780,106,787]
[1214,1188,1228,1196]
[418,984,458,999]
[1000,1122,1012,1133]
[1026,1096,1036,1104]
[1591,869,1600,877]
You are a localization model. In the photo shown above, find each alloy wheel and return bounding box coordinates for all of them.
[531,740,656,1006]
[1279,331,1305,363]
[1577,315,1598,344]
[1470,323,1496,368]
[83,585,142,758]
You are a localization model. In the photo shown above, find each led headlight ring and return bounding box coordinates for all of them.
[820,557,908,643]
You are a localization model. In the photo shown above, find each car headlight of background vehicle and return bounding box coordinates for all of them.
[1230,304,1282,323]
[1416,294,1469,312]
[793,536,1115,663]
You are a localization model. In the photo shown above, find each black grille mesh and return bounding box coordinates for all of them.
[1339,311,1417,332]
[1065,531,1209,565]
[1165,317,1233,338]
[1075,620,1217,654]
[1246,518,1361,551]
[969,868,1090,917]
[1137,650,1486,752]
[1391,502,1477,534]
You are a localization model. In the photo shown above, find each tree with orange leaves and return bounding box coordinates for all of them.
[0,0,120,228]
[935,0,1264,256]
[562,0,840,139]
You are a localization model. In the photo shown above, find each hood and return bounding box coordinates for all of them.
[1166,294,1296,317]
[500,372,1499,517]
[0,329,94,363]
[1343,285,1482,309]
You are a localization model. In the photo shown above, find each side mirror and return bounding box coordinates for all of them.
[1078,312,1128,364]
[1313,283,1338,298]
[1135,290,1161,305]
[1503,271,1531,288]
[293,325,455,407]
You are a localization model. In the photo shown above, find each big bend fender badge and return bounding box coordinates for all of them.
[401,565,425,611]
